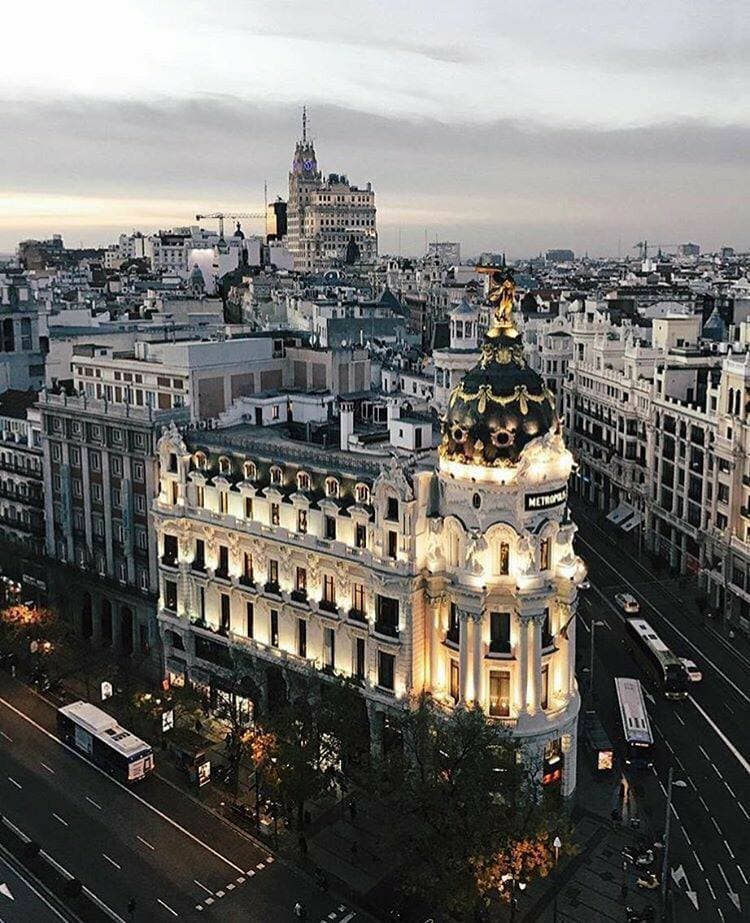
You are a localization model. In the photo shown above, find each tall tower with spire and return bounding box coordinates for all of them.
[284,106,377,272]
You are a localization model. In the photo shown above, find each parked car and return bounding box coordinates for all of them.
[615,592,640,614]
[680,658,702,682]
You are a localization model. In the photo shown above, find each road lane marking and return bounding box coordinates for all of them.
[689,696,750,776]
[236,877,245,884]
[681,827,692,846]
[204,897,214,905]
[226,883,235,891]
[740,804,749,820]
[711,818,722,835]
[194,880,213,897]
[246,869,255,876]
[724,840,735,859]
[706,878,716,900]
[102,853,121,870]
[216,890,225,898]
[6,777,21,789]
[578,536,750,705]
[698,745,711,761]
[40,762,55,774]
[340,914,355,923]
[85,796,101,810]
[699,795,709,811]
[713,765,724,780]
[738,866,748,886]
[675,713,685,726]
[137,835,154,850]
[0,696,250,876]
[692,850,704,872]
[256,862,265,870]
[665,740,674,754]
[157,898,178,916]
[723,783,736,798]
[52,813,68,827]
[0,846,70,922]
[266,856,274,863]
[0,731,12,743]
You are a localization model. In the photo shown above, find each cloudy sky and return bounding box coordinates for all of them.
[1,0,748,257]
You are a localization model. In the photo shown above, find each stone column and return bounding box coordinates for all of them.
[472,612,483,708]
[567,608,577,696]
[516,613,528,714]
[430,599,442,693]
[527,616,542,715]
[458,610,470,704]
[561,727,578,799]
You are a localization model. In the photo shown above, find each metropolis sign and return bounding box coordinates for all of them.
[525,486,568,512]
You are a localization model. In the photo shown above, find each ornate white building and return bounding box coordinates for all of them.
[153,269,583,796]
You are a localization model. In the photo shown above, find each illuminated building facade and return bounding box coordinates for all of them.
[153,269,582,795]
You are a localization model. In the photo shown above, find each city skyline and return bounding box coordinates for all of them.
[1,0,748,255]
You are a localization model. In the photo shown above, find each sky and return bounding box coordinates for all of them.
[1,0,748,257]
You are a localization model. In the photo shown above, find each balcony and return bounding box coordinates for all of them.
[238,574,255,588]
[488,640,512,656]
[160,555,178,568]
[191,560,206,573]
[445,626,460,646]
[347,608,367,624]
[264,581,281,596]
[374,621,399,640]
[291,589,308,604]
[319,598,338,615]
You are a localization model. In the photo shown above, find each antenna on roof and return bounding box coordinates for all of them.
[302,105,307,143]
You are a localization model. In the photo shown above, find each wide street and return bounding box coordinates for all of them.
[571,498,749,922]
[0,674,368,923]
[0,847,72,923]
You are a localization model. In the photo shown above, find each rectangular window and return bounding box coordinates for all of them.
[378,651,396,691]
[268,559,279,589]
[450,660,459,703]
[322,574,336,610]
[133,462,144,481]
[164,580,177,612]
[355,522,367,549]
[218,491,228,515]
[90,450,101,471]
[324,627,335,669]
[271,503,280,526]
[386,497,399,521]
[245,496,253,519]
[325,515,336,540]
[351,583,365,618]
[295,567,307,594]
[387,530,397,559]
[540,538,550,571]
[220,593,231,633]
[297,509,307,534]
[193,538,205,570]
[376,595,399,637]
[490,611,511,653]
[489,670,510,717]
[355,637,366,679]
[135,494,146,513]
[162,533,178,566]
[246,602,254,638]
[541,664,549,710]
[447,603,460,644]
[298,618,307,658]
[217,545,229,578]
[499,542,510,575]
[196,485,205,507]
[270,609,279,647]
[111,456,122,477]
[112,487,121,507]
[243,552,254,584]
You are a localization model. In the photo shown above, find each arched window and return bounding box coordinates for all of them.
[728,387,735,415]
[270,465,283,486]
[297,471,311,491]
[326,477,339,498]
[243,460,256,481]
[193,452,207,471]
[218,456,231,475]
[355,483,370,504]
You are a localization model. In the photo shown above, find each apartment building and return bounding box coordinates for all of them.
[0,390,45,558]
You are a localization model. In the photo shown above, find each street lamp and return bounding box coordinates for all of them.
[660,766,687,914]
[552,836,562,923]
[589,620,605,699]
[501,873,527,922]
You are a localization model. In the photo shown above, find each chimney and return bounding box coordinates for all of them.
[340,401,354,452]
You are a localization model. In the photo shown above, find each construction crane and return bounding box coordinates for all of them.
[195,212,266,238]
[632,241,680,260]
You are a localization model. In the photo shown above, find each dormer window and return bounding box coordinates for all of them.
[270,466,283,486]
[297,471,311,491]
[194,452,207,471]
[355,483,370,504]
[326,477,339,498]
[218,456,231,476]
[243,460,257,481]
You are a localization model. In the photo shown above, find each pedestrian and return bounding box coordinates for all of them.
[298,833,308,856]
[294,900,307,920]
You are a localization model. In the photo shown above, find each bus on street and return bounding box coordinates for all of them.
[615,676,654,769]
[625,617,689,699]
[57,701,154,783]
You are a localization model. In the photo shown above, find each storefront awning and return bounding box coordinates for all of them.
[621,513,643,533]
[607,502,641,531]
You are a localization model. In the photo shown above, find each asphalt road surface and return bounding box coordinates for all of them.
[0,848,71,923]
[0,674,368,923]
[572,498,749,922]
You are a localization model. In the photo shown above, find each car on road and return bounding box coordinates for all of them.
[579,578,591,590]
[680,658,702,682]
[615,592,640,614]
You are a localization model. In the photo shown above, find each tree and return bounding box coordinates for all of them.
[372,694,569,917]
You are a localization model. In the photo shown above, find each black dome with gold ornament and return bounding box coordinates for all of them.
[439,267,558,467]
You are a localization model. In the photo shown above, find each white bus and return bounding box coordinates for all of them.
[57,701,154,783]
[625,618,688,699]
[614,677,654,769]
